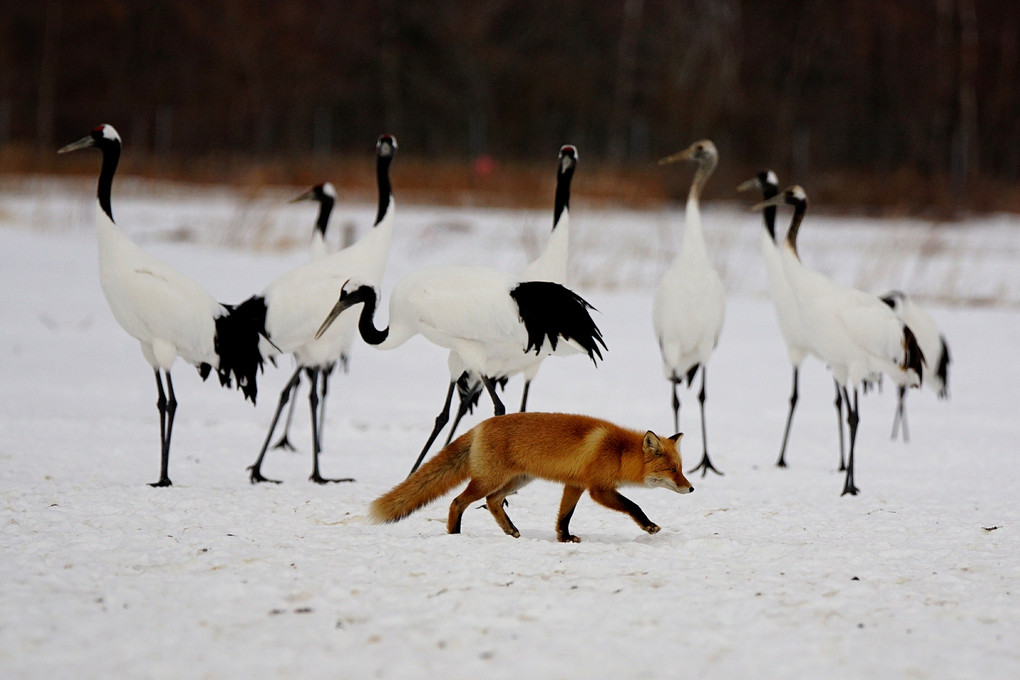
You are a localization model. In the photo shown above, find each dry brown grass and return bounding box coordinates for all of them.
[7,142,1019,217]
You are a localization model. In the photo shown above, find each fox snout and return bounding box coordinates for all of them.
[645,476,694,494]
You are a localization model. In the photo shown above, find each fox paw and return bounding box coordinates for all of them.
[558,534,581,543]
[645,524,661,535]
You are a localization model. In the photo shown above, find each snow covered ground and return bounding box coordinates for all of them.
[1,178,1018,679]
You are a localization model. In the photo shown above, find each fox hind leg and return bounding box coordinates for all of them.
[485,497,519,537]
[589,488,660,535]
[484,475,531,537]
[449,479,499,534]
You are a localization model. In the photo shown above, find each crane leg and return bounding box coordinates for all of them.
[270,378,300,451]
[164,372,178,477]
[776,366,799,468]
[688,367,722,477]
[443,404,468,447]
[519,380,531,413]
[482,375,506,416]
[409,381,457,477]
[841,387,860,496]
[891,385,909,442]
[150,369,175,487]
[670,378,681,434]
[307,367,353,484]
[443,394,471,447]
[834,379,846,471]
[443,375,481,447]
[248,367,302,483]
[317,363,335,450]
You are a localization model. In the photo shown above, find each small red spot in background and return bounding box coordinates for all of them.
[473,154,497,178]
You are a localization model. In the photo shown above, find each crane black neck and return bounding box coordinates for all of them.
[762,186,778,241]
[783,200,807,256]
[316,195,334,237]
[553,165,574,229]
[374,155,393,227]
[97,138,120,223]
[349,285,389,345]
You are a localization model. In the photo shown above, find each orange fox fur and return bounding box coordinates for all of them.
[370,412,694,542]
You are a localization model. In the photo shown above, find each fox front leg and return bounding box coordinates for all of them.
[556,485,585,542]
[588,488,660,535]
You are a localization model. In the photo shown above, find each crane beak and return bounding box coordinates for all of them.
[289,188,316,203]
[658,139,708,166]
[657,147,694,166]
[314,302,344,340]
[314,279,353,340]
[737,178,758,193]
[750,194,784,212]
[58,135,95,154]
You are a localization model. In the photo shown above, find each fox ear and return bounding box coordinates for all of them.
[643,431,664,456]
[669,432,683,443]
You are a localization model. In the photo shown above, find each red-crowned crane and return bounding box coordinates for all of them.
[314,267,606,474]
[653,139,726,477]
[441,144,579,455]
[58,124,264,486]
[269,182,339,453]
[880,290,951,442]
[739,170,848,469]
[242,135,398,484]
[753,186,924,495]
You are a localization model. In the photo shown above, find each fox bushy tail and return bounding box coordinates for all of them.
[369,433,473,523]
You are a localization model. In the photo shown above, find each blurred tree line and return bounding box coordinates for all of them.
[2,0,1018,213]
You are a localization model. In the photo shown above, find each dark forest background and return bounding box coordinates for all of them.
[2,0,1018,215]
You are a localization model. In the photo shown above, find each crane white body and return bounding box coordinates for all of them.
[365,265,595,371]
[96,214,223,371]
[652,194,726,380]
[778,242,918,391]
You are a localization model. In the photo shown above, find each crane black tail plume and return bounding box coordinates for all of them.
[901,324,925,389]
[510,281,607,364]
[936,336,951,399]
[209,296,268,404]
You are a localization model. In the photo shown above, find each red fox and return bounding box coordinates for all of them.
[370,412,694,542]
